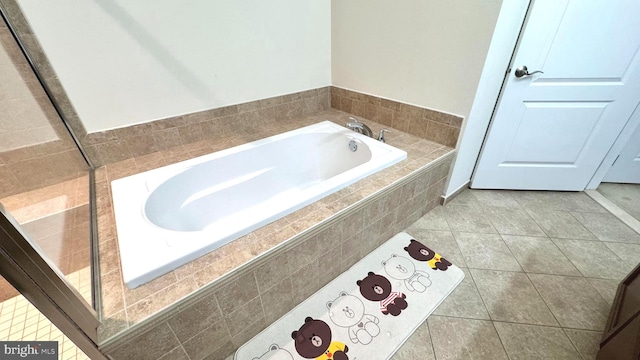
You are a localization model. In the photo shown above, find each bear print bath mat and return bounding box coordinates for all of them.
[235,232,464,360]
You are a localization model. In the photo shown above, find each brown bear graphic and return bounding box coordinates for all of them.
[291,317,349,360]
[404,239,452,271]
[356,272,408,316]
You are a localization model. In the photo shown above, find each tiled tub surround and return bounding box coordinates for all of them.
[95,110,454,359]
[82,88,332,167]
[81,86,463,167]
[331,86,464,148]
[112,121,407,288]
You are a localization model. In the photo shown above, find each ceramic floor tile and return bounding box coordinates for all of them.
[470,269,558,326]
[604,242,640,266]
[512,191,607,213]
[444,205,498,234]
[571,212,640,243]
[586,277,620,306]
[493,322,582,360]
[427,316,508,360]
[391,320,436,360]
[446,190,481,208]
[526,209,597,240]
[502,235,581,276]
[563,329,602,360]
[406,229,466,267]
[484,206,546,237]
[470,190,521,208]
[453,232,521,271]
[597,183,640,220]
[407,206,450,231]
[432,268,490,320]
[528,273,609,331]
[552,238,630,280]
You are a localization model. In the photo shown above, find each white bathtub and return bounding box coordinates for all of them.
[111,121,406,288]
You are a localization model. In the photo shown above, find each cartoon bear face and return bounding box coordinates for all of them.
[291,317,332,359]
[252,344,293,360]
[404,239,436,261]
[382,254,416,281]
[356,272,392,302]
[327,292,365,328]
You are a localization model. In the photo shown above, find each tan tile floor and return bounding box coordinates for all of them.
[597,183,640,222]
[386,189,640,360]
[4,183,640,359]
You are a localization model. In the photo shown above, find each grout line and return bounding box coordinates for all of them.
[585,189,640,235]
[424,317,439,360]
[465,268,495,322]
[522,271,563,328]
[561,327,589,360]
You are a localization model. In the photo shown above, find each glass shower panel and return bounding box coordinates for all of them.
[0,17,92,305]
[0,274,90,359]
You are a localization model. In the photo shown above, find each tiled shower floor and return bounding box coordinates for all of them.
[0,291,89,360]
[388,188,639,360]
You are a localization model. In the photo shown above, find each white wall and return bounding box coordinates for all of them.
[17,0,331,133]
[331,0,502,119]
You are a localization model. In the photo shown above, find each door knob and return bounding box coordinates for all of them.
[514,65,544,78]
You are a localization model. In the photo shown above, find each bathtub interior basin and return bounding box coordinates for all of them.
[111,121,406,288]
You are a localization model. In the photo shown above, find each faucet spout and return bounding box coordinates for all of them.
[345,117,373,138]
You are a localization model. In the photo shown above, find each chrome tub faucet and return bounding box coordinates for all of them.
[346,117,390,142]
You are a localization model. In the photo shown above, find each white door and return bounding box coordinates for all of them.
[472,0,640,191]
[603,117,640,183]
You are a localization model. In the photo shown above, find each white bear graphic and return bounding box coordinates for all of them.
[382,254,432,292]
[251,344,293,360]
[327,291,380,345]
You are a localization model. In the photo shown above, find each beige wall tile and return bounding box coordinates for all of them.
[260,278,295,325]
[253,253,291,294]
[83,131,118,146]
[150,115,187,131]
[94,140,132,164]
[200,341,235,360]
[318,245,342,288]
[214,272,259,314]
[260,95,284,108]
[97,310,128,343]
[152,128,183,149]
[237,99,262,113]
[108,322,180,360]
[224,297,264,337]
[211,105,238,119]
[126,278,198,323]
[287,236,322,275]
[158,346,190,360]
[123,272,178,306]
[329,87,461,148]
[0,164,23,197]
[180,321,231,360]
[231,317,267,348]
[97,237,120,277]
[291,260,320,305]
[167,296,223,343]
